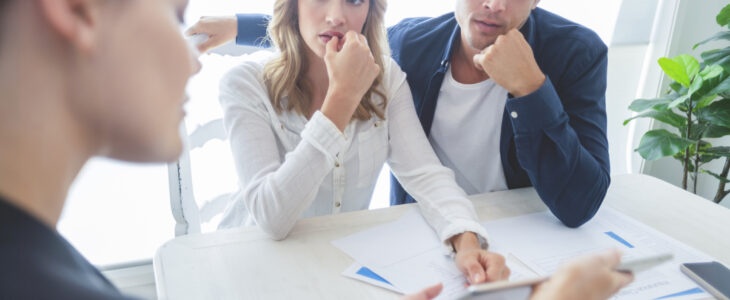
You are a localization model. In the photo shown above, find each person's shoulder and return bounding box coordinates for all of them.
[381,56,407,97]
[531,7,607,77]
[532,8,606,54]
[388,13,456,74]
[389,12,456,49]
[0,245,138,300]
[218,51,281,121]
[389,13,456,35]
[383,56,403,76]
[219,50,278,108]
[0,204,136,299]
[221,50,277,85]
[0,274,139,300]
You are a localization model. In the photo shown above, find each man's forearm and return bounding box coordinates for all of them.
[235,14,271,47]
[507,76,610,228]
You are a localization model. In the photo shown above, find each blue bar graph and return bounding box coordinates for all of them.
[356,267,392,285]
[604,231,635,248]
[654,287,705,299]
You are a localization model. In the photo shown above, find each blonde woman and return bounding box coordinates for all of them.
[218,0,509,285]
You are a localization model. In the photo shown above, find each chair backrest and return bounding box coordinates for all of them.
[167,48,265,236]
[168,119,233,236]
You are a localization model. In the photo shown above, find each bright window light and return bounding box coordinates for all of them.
[57,158,173,266]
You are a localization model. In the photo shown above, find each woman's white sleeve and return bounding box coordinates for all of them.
[385,63,490,252]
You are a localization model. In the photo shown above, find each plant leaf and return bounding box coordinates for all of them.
[708,76,730,96]
[700,64,725,80]
[635,129,695,160]
[702,48,730,63]
[702,47,730,63]
[702,146,730,157]
[688,161,697,173]
[718,3,730,27]
[690,122,709,139]
[689,66,725,107]
[668,94,690,109]
[623,110,687,127]
[702,47,730,73]
[676,54,701,81]
[628,95,676,112]
[670,81,683,93]
[658,58,688,88]
[688,74,704,97]
[704,124,730,138]
[696,144,716,164]
[694,31,730,49]
[696,98,730,128]
[702,169,730,183]
[694,93,719,111]
[659,55,700,88]
[673,152,686,161]
[700,155,717,163]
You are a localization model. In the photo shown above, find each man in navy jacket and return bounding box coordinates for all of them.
[208,0,609,228]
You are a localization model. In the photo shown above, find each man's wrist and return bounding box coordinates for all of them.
[512,73,546,98]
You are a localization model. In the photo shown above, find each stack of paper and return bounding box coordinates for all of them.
[332,208,713,300]
[332,210,536,299]
[483,209,713,300]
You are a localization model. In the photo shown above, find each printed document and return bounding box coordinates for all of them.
[332,208,713,300]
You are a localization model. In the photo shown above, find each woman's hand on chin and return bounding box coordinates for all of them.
[321,31,380,132]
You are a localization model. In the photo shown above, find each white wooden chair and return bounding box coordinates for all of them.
[168,119,232,236]
[167,45,265,236]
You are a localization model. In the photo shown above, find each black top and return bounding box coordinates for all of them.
[0,196,138,300]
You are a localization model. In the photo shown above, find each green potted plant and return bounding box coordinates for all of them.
[624,4,730,203]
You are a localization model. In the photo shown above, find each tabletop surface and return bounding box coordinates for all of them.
[153,174,730,299]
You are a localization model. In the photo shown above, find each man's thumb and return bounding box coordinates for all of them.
[473,54,485,71]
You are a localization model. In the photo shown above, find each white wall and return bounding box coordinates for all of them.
[606,44,649,175]
[641,0,730,208]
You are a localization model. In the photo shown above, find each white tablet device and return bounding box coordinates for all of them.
[616,252,673,274]
[456,252,673,300]
[454,277,547,300]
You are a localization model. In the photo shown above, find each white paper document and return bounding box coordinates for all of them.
[332,209,535,300]
[332,208,713,300]
[482,208,713,300]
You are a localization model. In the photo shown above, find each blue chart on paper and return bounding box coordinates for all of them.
[604,231,635,248]
[356,267,392,285]
[654,287,705,299]
[603,231,706,299]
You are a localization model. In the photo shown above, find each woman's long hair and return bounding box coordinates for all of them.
[263,0,389,121]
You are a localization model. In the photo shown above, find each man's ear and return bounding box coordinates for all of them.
[37,0,101,53]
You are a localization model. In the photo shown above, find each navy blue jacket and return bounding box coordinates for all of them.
[0,197,138,300]
[235,8,610,227]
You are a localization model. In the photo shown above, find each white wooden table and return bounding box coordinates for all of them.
[153,174,730,299]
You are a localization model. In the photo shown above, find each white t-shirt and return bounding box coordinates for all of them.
[429,66,509,195]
